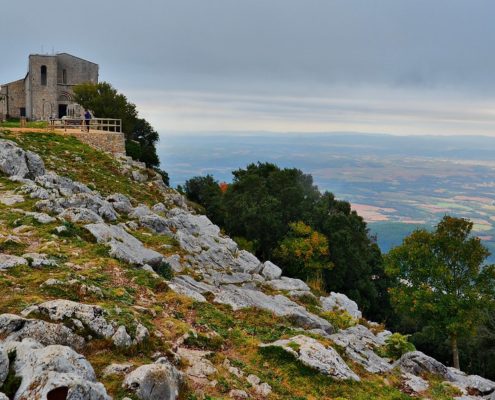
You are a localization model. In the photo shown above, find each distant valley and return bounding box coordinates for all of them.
[158,133,495,261]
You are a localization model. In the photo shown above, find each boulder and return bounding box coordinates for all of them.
[22,299,115,338]
[22,252,57,268]
[329,324,392,373]
[214,284,333,333]
[402,372,429,393]
[260,335,360,381]
[168,275,219,303]
[164,254,184,273]
[260,261,282,280]
[0,345,8,387]
[394,351,455,381]
[0,139,45,179]
[176,347,216,382]
[123,360,182,400]
[132,170,148,183]
[320,292,362,319]
[0,192,24,206]
[448,367,495,395]
[35,172,91,196]
[0,254,27,270]
[139,213,171,234]
[85,223,164,266]
[106,193,133,214]
[113,325,133,348]
[6,340,110,399]
[60,207,104,223]
[266,277,310,292]
[0,313,85,349]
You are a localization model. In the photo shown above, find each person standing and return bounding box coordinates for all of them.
[84,110,91,132]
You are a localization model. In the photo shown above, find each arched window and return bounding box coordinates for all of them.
[62,69,67,84]
[40,65,47,86]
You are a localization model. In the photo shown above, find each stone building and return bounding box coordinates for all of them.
[0,53,98,120]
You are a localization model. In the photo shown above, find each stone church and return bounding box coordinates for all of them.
[0,53,98,120]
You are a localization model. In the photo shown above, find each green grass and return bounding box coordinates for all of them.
[0,119,48,128]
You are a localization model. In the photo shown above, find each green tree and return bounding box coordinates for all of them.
[310,192,392,322]
[385,216,495,370]
[223,162,320,258]
[73,82,161,168]
[273,221,332,291]
[184,175,225,225]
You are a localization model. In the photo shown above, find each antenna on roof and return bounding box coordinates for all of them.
[52,47,55,55]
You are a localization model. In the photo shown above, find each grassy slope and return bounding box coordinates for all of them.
[0,130,460,400]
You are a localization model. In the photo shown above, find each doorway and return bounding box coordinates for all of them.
[58,104,67,118]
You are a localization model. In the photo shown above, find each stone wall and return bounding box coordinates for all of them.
[68,131,126,155]
[28,55,58,120]
[1,79,26,118]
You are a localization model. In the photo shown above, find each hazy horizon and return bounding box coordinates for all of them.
[2,1,495,137]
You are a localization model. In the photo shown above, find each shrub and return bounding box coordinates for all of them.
[321,310,358,330]
[154,261,173,280]
[380,332,415,360]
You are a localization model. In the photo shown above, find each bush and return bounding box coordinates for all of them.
[321,310,358,330]
[154,261,173,280]
[380,332,415,360]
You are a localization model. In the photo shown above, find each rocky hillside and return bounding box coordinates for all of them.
[0,130,493,400]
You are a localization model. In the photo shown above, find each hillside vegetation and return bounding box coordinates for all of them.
[0,130,492,400]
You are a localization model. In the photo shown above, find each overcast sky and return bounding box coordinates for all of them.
[1,0,495,136]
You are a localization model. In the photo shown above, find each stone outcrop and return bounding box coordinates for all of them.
[0,139,45,179]
[329,324,392,373]
[22,299,115,339]
[123,359,182,400]
[85,223,164,267]
[261,335,360,381]
[0,313,85,349]
[4,339,110,399]
[320,292,362,319]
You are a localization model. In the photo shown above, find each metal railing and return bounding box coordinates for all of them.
[50,118,122,133]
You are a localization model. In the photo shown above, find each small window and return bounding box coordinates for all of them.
[20,108,26,117]
[62,69,67,84]
[41,65,47,86]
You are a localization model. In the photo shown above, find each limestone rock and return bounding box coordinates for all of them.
[102,362,133,377]
[6,340,110,399]
[394,351,455,381]
[260,335,360,381]
[169,275,218,303]
[164,254,184,273]
[60,207,104,223]
[132,170,148,183]
[22,299,115,338]
[229,389,249,399]
[123,360,182,400]
[320,292,362,319]
[402,372,429,393]
[0,192,24,206]
[0,139,45,179]
[214,284,333,333]
[22,252,57,268]
[266,276,310,292]
[0,393,7,400]
[329,324,392,373]
[260,261,282,280]
[0,254,27,270]
[0,313,85,349]
[113,325,132,348]
[176,347,216,382]
[448,367,495,395]
[106,193,133,214]
[134,323,150,344]
[85,223,164,266]
[0,345,8,387]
